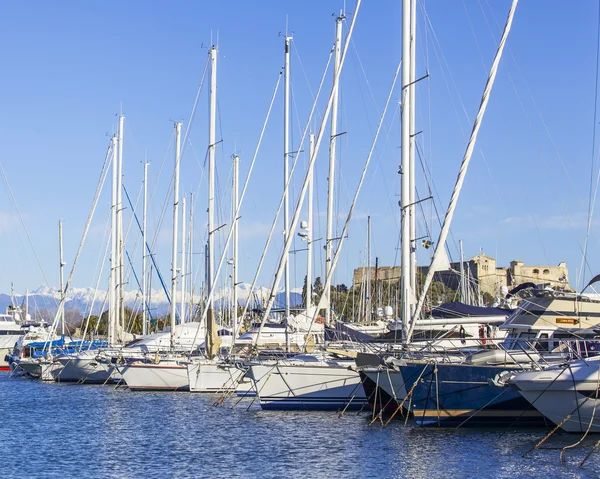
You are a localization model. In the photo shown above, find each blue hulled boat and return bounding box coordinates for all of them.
[399,361,548,427]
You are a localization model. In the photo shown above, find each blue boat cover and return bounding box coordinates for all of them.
[325,321,375,342]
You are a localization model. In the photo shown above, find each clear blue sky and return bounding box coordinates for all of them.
[0,1,598,299]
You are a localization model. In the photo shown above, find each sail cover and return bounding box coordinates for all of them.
[431,302,512,319]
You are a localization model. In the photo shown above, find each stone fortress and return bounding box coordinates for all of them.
[353,254,571,297]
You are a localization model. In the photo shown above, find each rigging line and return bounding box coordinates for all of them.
[0,164,56,301]
[560,365,600,463]
[121,180,143,294]
[420,5,470,137]
[44,139,113,352]
[305,46,401,342]
[411,0,519,337]
[188,67,284,352]
[347,41,403,235]
[124,176,143,245]
[506,73,576,264]
[125,249,153,322]
[148,130,175,251]
[421,2,508,244]
[432,4,548,262]
[235,52,336,343]
[291,77,305,228]
[187,138,209,241]
[462,0,512,224]
[415,141,457,261]
[482,0,597,281]
[582,3,600,289]
[350,37,379,133]
[181,55,210,160]
[91,291,109,339]
[463,0,494,72]
[292,42,322,121]
[419,2,502,262]
[378,99,401,234]
[254,29,346,342]
[80,216,111,348]
[423,0,434,207]
[483,0,587,217]
[123,184,171,303]
[421,4,504,221]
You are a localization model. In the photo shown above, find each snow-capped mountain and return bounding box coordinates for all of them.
[0,284,303,319]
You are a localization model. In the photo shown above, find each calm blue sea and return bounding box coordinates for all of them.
[0,373,598,479]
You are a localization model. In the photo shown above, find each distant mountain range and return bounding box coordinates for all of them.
[0,284,303,320]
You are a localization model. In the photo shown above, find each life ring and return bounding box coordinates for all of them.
[315,317,325,324]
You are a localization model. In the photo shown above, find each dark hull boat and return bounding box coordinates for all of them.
[400,361,551,427]
[358,370,404,416]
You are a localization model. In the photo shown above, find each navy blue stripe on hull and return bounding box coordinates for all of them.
[260,397,367,411]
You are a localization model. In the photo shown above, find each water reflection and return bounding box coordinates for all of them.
[0,374,598,478]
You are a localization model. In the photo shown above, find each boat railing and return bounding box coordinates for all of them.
[371,336,600,368]
[498,337,600,370]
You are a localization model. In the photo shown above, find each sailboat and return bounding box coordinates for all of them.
[356,0,600,428]
[185,45,246,394]
[52,118,127,384]
[118,120,191,391]
[13,219,103,381]
[354,0,550,424]
[245,8,375,411]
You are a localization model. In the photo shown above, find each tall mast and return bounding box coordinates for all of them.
[409,0,519,339]
[206,45,219,359]
[181,196,187,324]
[171,121,182,350]
[366,215,371,322]
[142,162,148,335]
[232,155,239,338]
[189,193,194,320]
[117,114,125,339]
[255,0,362,347]
[325,12,345,326]
[109,134,118,346]
[409,0,417,305]
[400,0,412,344]
[59,219,65,336]
[306,134,315,313]
[283,34,292,353]
[459,239,466,303]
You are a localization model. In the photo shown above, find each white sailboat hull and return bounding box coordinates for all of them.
[11,358,61,380]
[248,361,366,410]
[119,361,189,391]
[187,360,246,393]
[53,353,120,384]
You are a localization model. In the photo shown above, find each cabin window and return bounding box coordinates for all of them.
[532,269,539,274]
[534,333,549,352]
[512,331,537,351]
[543,269,550,274]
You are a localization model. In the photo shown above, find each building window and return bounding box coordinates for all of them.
[543,269,550,274]
[533,269,539,274]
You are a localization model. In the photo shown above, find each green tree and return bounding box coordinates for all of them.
[482,291,494,306]
[301,275,308,307]
[313,277,324,305]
